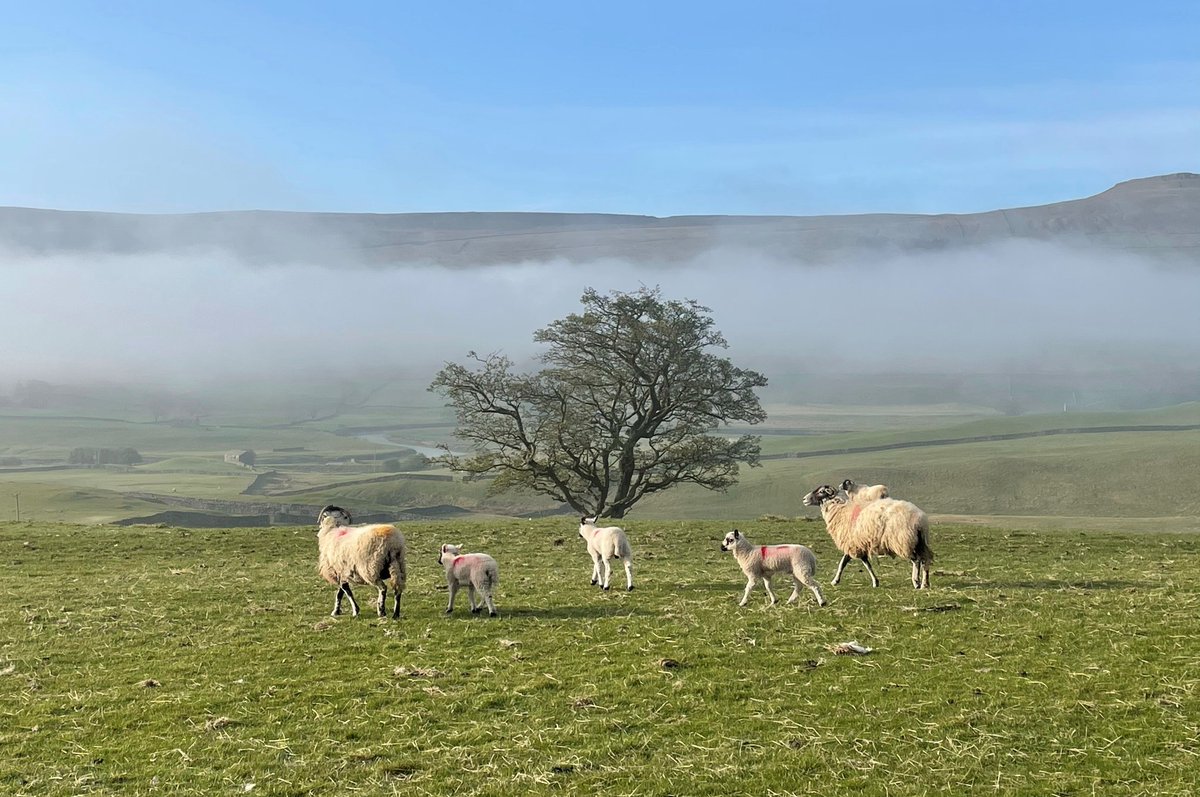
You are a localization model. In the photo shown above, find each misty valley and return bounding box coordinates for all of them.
[2,368,1198,529]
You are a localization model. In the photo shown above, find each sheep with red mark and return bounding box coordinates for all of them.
[578,516,634,591]
[316,505,407,618]
[720,529,826,607]
[438,543,500,617]
[802,485,933,589]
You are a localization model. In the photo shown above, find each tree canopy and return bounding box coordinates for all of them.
[429,287,767,518]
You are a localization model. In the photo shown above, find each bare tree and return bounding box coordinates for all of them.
[430,287,767,518]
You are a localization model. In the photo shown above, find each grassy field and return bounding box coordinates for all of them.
[4,401,1200,527]
[2,518,1198,796]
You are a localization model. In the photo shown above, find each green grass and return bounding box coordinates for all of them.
[638,429,1200,523]
[5,402,1200,526]
[2,519,1198,796]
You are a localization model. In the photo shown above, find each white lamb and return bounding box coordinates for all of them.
[578,516,634,591]
[316,505,407,618]
[438,543,500,617]
[720,529,826,607]
[802,484,933,589]
[840,478,890,502]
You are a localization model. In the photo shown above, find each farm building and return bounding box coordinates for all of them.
[224,450,256,467]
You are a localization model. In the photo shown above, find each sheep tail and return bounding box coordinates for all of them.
[915,523,934,563]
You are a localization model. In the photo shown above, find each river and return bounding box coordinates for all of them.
[353,433,460,458]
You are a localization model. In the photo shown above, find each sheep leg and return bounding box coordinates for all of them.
[602,557,613,590]
[483,588,498,617]
[831,554,852,586]
[858,555,880,587]
[762,575,777,606]
[739,576,755,606]
[445,581,459,614]
[390,583,403,619]
[375,584,388,617]
[623,558,634,591]
[590,553,601,586]
[915,560,930,589]
[468,584,481,613]
[337,583,360,617]
[798,572,827,607]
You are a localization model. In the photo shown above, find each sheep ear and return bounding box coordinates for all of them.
[733,529,740,538]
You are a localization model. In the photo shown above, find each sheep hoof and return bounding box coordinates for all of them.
[489,611,498,617]
[627,585,634,592]
[603,585,610,591]
[471,607,481,614]
[590,579,598,585]
[444,608,453,615]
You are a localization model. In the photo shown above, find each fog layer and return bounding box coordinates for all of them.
[2,240,1198,389]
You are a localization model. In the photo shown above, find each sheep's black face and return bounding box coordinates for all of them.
[720,529,741,551]
[839,479,855,492]
[802,485,838,506]
[317,505,352,528]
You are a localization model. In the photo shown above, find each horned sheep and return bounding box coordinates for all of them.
[578,517,634,591]
[720,529,826,607]
[438,543,500,617]
[802,485,933,589]
[316,505,407,618]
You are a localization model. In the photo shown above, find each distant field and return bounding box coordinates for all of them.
[2,519,1197,796]
[3,402,1200,528]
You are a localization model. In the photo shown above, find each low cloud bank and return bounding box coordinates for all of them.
[3,239,1198,391]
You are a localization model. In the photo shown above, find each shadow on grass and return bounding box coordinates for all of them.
[495,603,656,620]
[959,578,1148,591]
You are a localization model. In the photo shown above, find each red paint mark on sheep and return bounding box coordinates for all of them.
[850,505,863,526]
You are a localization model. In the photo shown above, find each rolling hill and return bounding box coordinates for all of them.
[2,173,1198,267]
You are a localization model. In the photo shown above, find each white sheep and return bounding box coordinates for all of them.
[578,516,634,591]
[720,529,826,607]
[840,478,890,502]
[316,505,407,618]
[802,485,933,589]
[438,543,500,617]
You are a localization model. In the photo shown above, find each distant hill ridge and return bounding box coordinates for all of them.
[2,172,1197,267]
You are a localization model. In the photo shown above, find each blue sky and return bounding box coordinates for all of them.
[3,1,1198,215]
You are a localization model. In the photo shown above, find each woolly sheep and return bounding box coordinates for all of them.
[720,529,826,607]
[316,505,407,618]
[578,516,634,591]
[839,478,890,502]
[802,485,933,589]
[438,543,500,617]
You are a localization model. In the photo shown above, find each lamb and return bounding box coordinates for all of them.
[802,485,933,589]
[578,516,634,591]
[720,529,826,607]
[840,478,890,502]
[316,505,407,618]
[438,543,500,617]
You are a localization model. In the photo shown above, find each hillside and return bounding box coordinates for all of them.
[2,173,1198,267]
